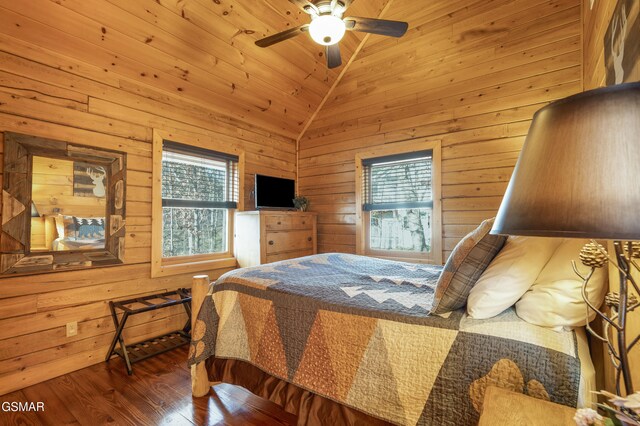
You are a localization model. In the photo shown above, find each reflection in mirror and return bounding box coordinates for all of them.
[1,132,126,276]
[30,156,107,252]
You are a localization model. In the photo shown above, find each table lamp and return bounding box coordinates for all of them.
[491,82,640,396]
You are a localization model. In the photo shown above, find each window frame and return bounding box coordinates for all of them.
[355,139,442,264]
[151,129,244,277]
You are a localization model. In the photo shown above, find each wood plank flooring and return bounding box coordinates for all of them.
[0,346,297,426]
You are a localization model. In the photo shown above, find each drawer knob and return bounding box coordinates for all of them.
[307,237,312,242]
[302,221,306,224]
[268,240,274,245]
[277,221,281,225]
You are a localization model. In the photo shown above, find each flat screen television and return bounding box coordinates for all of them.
[255,174,295,209]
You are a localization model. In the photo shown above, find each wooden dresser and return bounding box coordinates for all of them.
[234,210,318,267]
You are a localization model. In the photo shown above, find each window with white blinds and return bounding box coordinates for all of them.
[362,150,433,211]
[161,140,239,258]
[355,141,441,263]
[361,149,434,256]
[162,141,239,209]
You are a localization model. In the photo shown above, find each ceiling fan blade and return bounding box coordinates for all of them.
[287,0,319,15]
[255,24,309,48]
[331,0,352,14]
[326,44,342,69]
[344,17,409,37]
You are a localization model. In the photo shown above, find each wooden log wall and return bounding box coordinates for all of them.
[583,0,640,394]
[0,0,302,394]
[298,0,583,261]
[32,156,107,218]
[584,0,640,88]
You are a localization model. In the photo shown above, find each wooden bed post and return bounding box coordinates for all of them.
[191,274,211,397]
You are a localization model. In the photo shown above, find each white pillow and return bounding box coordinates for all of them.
[515,239,608,331]
[467,236,562,319]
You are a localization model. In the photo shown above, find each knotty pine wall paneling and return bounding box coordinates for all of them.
[583,0,640,394]
[0,0,303,395]
[583,0,640,89]
[583,0,615,88]
[298,0,583,261]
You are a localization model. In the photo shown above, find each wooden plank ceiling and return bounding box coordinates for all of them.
[0,0,389,139]
[297,0,582,259]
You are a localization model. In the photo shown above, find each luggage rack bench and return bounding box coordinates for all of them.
[105,288,192,375]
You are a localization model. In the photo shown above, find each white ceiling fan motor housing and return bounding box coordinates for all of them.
[308,1,346,46]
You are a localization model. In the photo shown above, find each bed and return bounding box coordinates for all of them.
[187,253,595,425]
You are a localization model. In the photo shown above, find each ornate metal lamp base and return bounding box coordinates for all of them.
[575,241,639,395]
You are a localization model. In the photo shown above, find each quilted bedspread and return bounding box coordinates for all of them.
[188,253,584,425]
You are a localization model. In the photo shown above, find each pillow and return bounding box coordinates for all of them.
[73,217,105,240]
[431,217,507,315]
[466,236,563,319]
[515,238,608,331]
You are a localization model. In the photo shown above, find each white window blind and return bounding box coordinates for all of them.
[362,150,433,211]
[161,140,239,209]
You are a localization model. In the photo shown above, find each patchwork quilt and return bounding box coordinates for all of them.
[188,253,584,425]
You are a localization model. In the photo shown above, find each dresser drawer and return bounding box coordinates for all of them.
[266,249,314,264]
[264,215,314,231]
[265,230,314,254]
[235,211,317,268]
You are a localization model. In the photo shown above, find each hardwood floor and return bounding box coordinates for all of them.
[1,346,297,426]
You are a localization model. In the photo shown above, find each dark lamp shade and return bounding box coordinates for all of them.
[492,82,640,240]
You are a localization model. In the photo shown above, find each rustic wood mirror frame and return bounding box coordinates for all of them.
[1,132,126,276]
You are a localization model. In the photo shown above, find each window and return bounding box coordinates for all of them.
[356,140,442,264]
[152,130,243,277]
[162,142,238,257]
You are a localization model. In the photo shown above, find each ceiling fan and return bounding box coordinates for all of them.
[255,0,409,69]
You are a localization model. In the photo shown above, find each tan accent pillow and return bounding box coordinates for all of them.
[431,218,506,314]
[466,236,563,319]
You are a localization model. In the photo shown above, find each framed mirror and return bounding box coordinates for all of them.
[1,132,126,276]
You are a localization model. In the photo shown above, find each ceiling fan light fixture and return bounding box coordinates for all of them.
[309,15,346,46]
